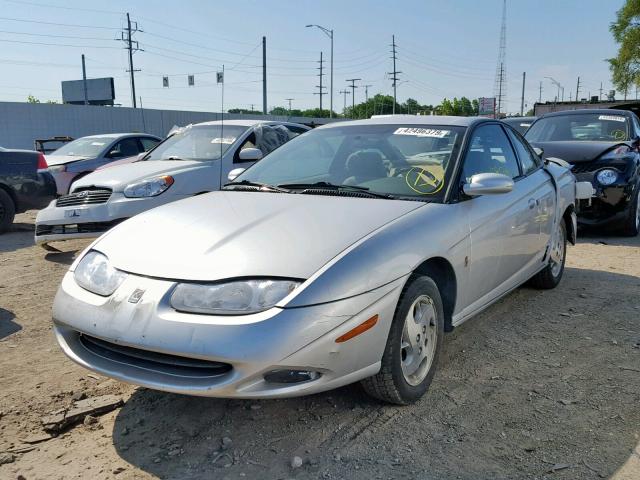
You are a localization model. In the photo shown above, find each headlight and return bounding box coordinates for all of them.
[596,169,618,186]
[124,175,174,198]
[170,279,301,315]
[48,164,66,173]
[74,251,127,296]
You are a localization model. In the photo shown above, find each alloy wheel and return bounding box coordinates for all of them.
[550,222,566,277]
[400,295,438,386]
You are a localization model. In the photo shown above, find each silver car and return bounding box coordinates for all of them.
[46,133,162,195]
[51,116,581,404]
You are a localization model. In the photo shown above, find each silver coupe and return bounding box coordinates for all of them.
[52,115,581,404]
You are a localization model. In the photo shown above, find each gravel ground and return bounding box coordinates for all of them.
[1,211,639,480]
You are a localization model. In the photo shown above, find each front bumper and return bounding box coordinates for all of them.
[52,271,406,398]
[35,192,181,244]
[574,172,637,228]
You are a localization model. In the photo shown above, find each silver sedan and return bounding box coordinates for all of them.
[52,116,579,404]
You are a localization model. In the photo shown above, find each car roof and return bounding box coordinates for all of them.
[80,133,161,139]
[539,108,633,118]
[318,115,488,130]
[502,116,537,123]
[192,119,309,128]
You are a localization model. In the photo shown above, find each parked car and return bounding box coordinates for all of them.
[0,146,56,233]
[525,109,640,235]
[35,120,309,246]
[502,116,536,135]
[51,116,589,404]
[46,133,162,195]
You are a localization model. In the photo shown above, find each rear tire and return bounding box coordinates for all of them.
[361,275,444,405]
[0,188,16,234]
[530,220,566,289]
[621,183,640,237]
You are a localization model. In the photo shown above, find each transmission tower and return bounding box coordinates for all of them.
[493,0,507,117]
[120,13,142,109]
[313,52,327,113]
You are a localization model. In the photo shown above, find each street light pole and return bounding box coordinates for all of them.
[306,24,333,118]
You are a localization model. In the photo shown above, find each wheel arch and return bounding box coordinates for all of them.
[412,256,457,332]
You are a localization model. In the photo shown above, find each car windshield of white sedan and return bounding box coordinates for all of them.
[146,125,248,161]
[50,136,114,157]
[236,124,463,199]
[526,114,631,142]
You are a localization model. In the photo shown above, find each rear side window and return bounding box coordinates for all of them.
[506,128,539,175]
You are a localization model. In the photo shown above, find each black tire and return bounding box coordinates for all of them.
[0,188,16,234]
[530,220,567,289]
[621,183,640,237]
[361,275,445,405]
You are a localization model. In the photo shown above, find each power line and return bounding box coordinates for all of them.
[0,29,116,41]
[0,38,119,49]
[1,0,122,15]
[0,15,120,29]
[346,78,360,116]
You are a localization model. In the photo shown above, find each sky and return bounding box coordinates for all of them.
[0,0,626,115]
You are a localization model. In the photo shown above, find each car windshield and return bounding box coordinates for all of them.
[51,136,115,157]
[525,113,631,142]
[146,124,248,161]
[235,124,464,201]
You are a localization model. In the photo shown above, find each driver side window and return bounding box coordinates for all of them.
[462,125,520,182]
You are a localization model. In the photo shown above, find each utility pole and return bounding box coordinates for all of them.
[262,36,267,114]
[520,71,526,116]
[314,52,326,113]
[539,81,543,103]
[346,78,360,117]
[575,76,581,103]
[306,25,334,118]
[339,89,350,116]
[364,84,373,118]
[599,82,603,101]
[121,13,141,108]
[388,35,401,114]
[496,62,504,117]
[285,98,294,116]
[81,54,88,106]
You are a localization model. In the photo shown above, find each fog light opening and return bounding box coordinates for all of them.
[264,369,321,384]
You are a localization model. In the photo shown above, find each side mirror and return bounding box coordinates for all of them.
[463,173,514,196]
[238,147,263,161]
[227,168,246,182]
[532,147,544,157]
[107,149,124,158]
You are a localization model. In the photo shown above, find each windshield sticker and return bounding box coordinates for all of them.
[404,166,444,195]
[393,127,450,138]
[211,137,236,144]
[598,115,626,123]
[90,142,106,146]
[612,129,626,140]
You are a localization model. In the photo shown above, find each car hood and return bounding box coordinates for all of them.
[93,191,423,281]
[529,141,625,163]
[46,154,91,166]
[72,160,203,191]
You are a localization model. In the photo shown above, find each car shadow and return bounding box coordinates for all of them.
[44,249,79,266]
[0,307,21,340]
[577,229,640,247]
[0,229,34,254]
[110,266,640,479]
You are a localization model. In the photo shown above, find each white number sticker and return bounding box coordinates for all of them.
[393,127,450,138]
[598,115,626,123]
[211,137,236,144]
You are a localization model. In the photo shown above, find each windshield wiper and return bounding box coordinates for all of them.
[278,181,396,199]
[223,180,291,193]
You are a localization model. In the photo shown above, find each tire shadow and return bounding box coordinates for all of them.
[0,307,21,340]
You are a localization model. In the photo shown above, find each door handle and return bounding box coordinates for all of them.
[528,198,536,209]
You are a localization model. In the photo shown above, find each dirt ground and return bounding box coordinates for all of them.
[1,211,639,480]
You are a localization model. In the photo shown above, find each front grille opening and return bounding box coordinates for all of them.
[56,188,112,207]
[79,334,232,379]
[35,219,126,236]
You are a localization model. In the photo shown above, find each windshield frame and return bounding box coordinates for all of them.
[525,112,632,143]
[234,123,466,203]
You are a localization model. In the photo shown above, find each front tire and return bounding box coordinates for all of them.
[0,188,16,234]
[361,275,444,405]
[530,220,567,289]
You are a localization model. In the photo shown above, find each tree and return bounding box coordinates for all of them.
[608,0,640,97]
[227,108,263,115]
[27,95,40,103]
